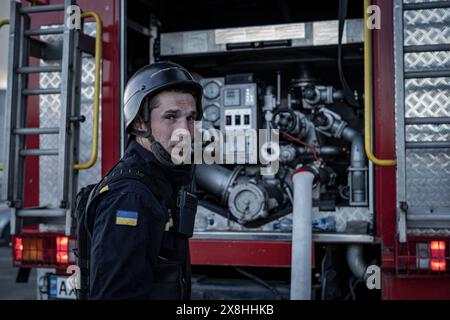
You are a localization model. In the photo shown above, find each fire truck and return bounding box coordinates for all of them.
[1,0,450,300]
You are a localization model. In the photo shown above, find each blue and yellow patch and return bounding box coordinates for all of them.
[116,210,138,226]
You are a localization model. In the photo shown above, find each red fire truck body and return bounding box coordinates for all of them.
[2,0,450,300]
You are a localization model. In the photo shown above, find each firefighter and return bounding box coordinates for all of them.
[89,61,203,299]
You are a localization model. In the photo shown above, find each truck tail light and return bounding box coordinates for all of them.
[13,236,44,262]
[430,241,446,272]
[56,236,69,264]
[397,239,449,275]
[12,234,75,268]
[430,260,446,272]
[13,237,23,261]
[430,241,446,252]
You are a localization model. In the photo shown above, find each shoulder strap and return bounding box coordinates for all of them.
[85,166,161,235]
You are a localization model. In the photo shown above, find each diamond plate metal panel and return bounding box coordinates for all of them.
[404,8,450,46]
[396,0,450,237]
[312,207,373,233]
[405,51,450,72]
[403,78,450,211]
[39,24,102,208]
[194,205,372,234]
[406,124,450,141]
[405,149,450,208]
[405,79,450,118]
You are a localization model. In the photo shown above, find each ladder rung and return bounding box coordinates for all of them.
[405,117,450,125]
[22,88,61,95]
[13,127,59,135]
[405,141,450,149]
[17,209,66,218]
[20,149,58,156]
[19,4,66,14]
[404,44,450,53]
[404,69,450,79]
[403,1,450,11]
[17,66,62,74]
[24,27,64,36]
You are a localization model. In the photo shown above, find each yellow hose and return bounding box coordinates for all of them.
[0,19,9,28]
[73,12,102,170]
[364,0,397,166]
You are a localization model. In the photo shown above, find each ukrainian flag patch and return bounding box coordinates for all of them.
[116,210,138,226]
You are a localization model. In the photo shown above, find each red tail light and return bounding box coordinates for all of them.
[430,241,446,252]
[14,237,23,261]
[398,239,449,275]
[56,236,69,264]
[12,234,75,268]
[430,259,446,272]
[430,241,446,272]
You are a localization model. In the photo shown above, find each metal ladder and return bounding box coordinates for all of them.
[1,0,100,236]
[394,0,450,241]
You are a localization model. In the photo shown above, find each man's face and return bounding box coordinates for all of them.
[134,90,197,154]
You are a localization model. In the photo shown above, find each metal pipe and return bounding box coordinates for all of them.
[19,4,65,14]
[20,149,58,156]
[24,27,64,36]
[17,65,62,73]
[291,169,314,300]
[276,72,281,106]
[17,209,67,218]
[342,127,367,204]
[346,244,368,280]
[298,146,341,156]
[263,87,276,172]
[14,127,59,135]
[195,164,237,202]
[22,88,61,95]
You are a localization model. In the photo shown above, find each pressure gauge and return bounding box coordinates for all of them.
[203,81,221,100]
[203,104,221,122]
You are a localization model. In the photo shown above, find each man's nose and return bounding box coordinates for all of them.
[176,119,193,136]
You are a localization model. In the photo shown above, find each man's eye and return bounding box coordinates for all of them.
[187,115,196,121]
[165,114,176,120]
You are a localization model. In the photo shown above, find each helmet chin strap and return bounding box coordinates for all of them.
[130,126,195,193]
[129,128,176,168]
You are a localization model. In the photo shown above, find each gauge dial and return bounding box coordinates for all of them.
[203,104,220,122]
[203,81,221,100]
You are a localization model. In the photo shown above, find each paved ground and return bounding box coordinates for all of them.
[0,245,37,300]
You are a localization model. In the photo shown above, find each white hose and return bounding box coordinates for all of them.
[291,170,315,300]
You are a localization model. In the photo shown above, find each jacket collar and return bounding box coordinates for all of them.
[125,139,193,202]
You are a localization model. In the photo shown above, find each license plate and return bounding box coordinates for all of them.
[48,274,77,300]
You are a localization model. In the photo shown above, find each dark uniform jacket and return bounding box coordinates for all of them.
[89,140,192,299]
